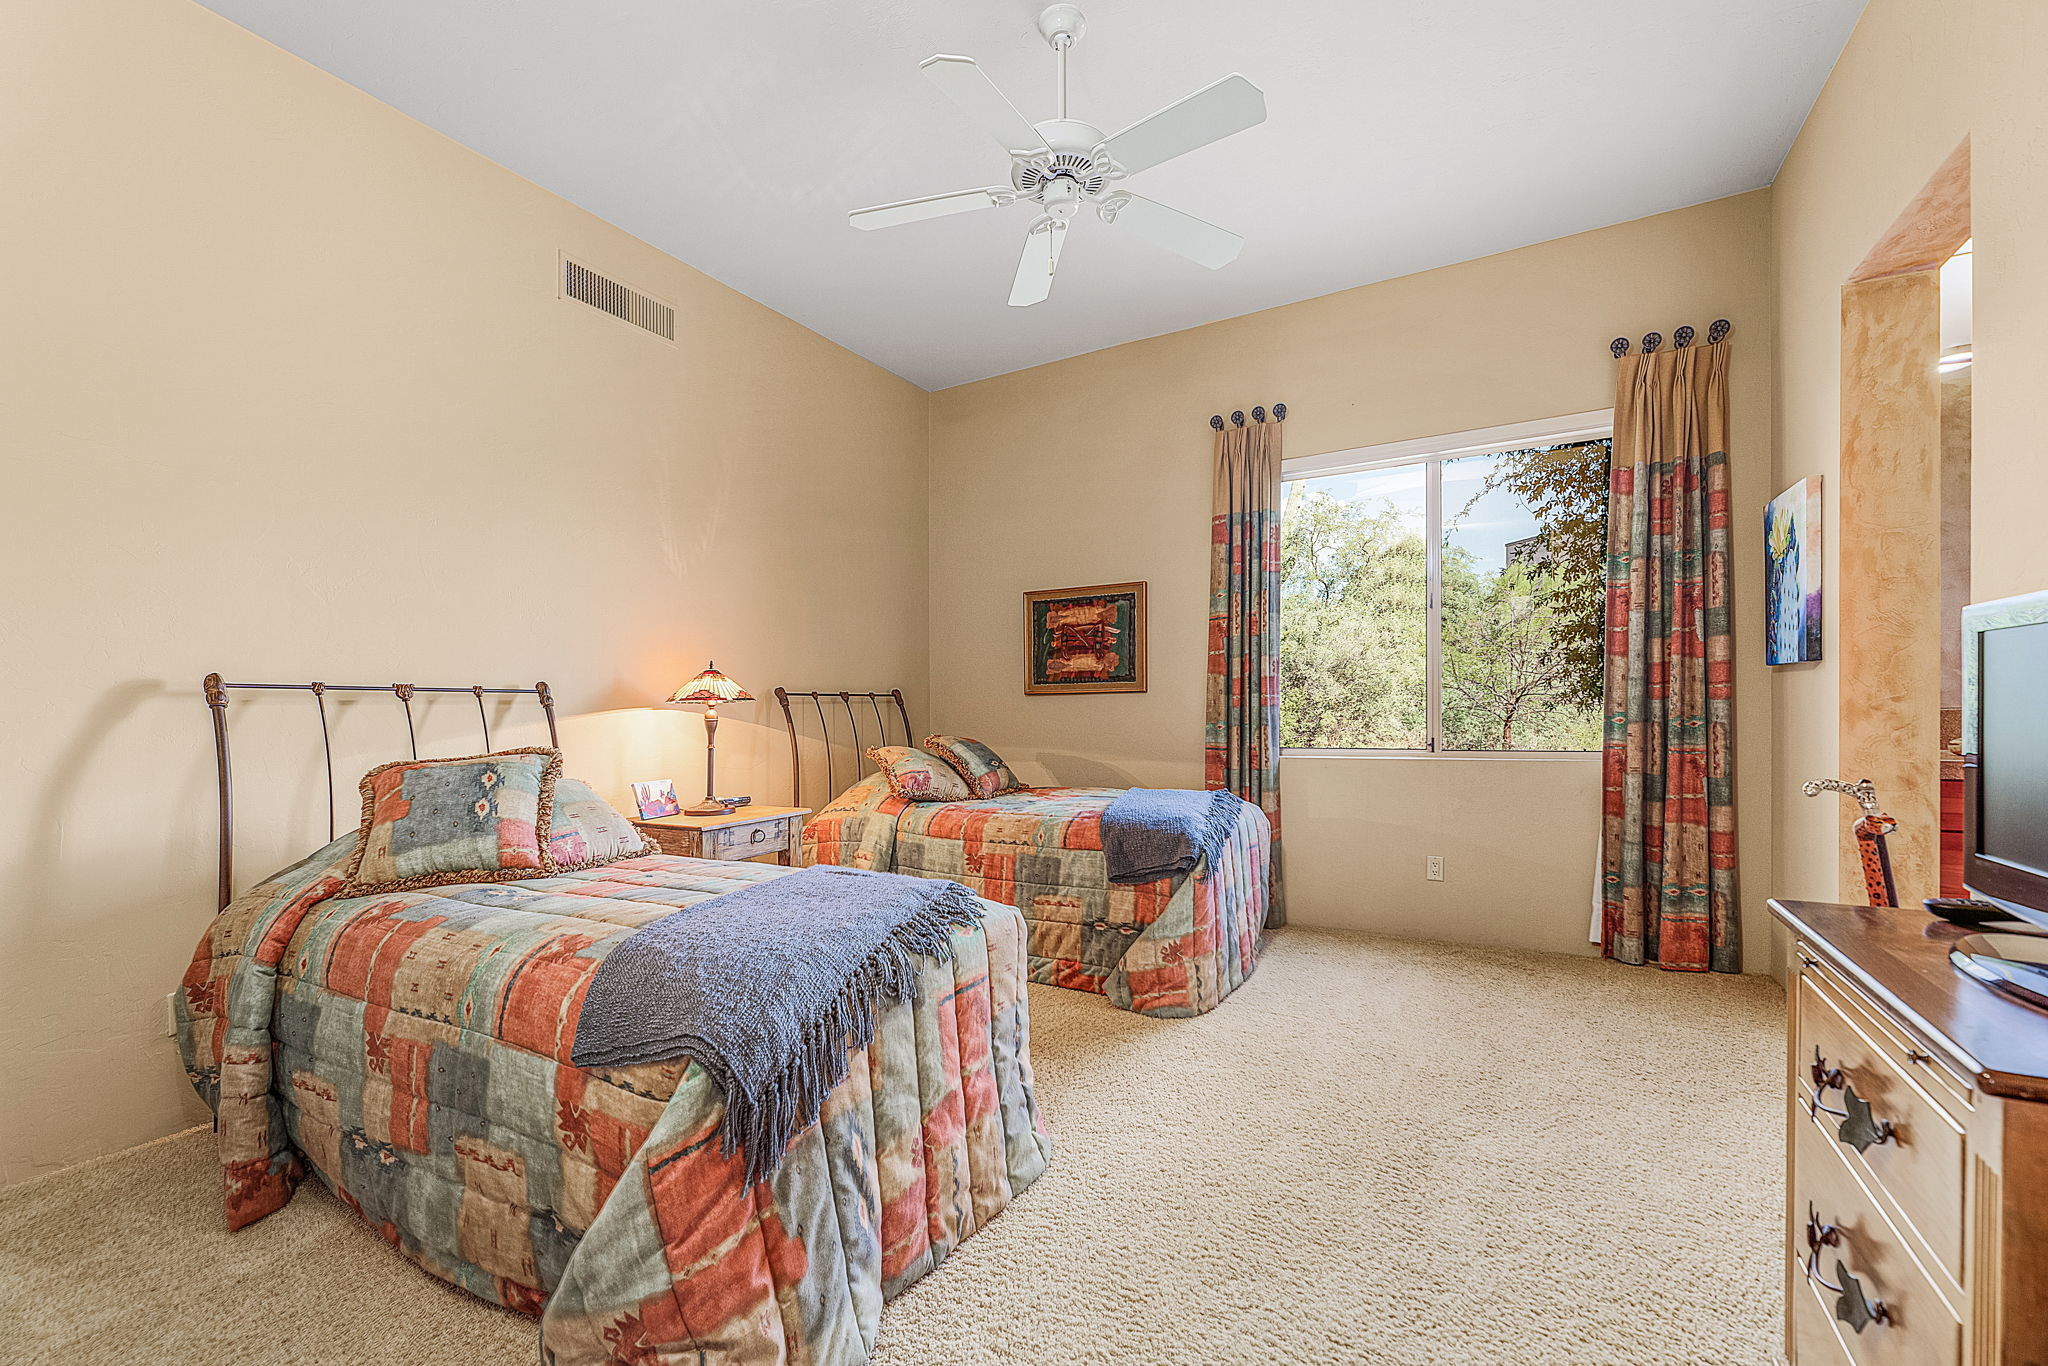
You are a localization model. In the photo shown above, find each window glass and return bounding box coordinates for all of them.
[1280,463,1428,749]
[1439,443,1609,751]
[1279,436,1610,753]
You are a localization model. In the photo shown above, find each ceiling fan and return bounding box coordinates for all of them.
[848,5,1266,307]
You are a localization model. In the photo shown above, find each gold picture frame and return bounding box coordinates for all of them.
[1022,581,1148,695]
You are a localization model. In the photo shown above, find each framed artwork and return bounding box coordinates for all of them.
[631,779,681,820]
[1023,581,1148,695]
[1765,476,1823,665]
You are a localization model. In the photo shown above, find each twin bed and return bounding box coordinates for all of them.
[781,688,1271,1019]
[805,777,1268,1015]
[179,676,1270,1366]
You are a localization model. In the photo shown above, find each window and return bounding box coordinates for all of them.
[1280,414,1612,754]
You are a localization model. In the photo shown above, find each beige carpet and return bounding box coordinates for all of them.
[0,929,1787,1365]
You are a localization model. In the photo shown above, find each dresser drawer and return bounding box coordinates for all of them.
[712,818,789,859]
[1797,971,1968,1280]
[1792,1112,1961,1366]
[1798,949,1973,1113]
[1791,1271,1857,1366]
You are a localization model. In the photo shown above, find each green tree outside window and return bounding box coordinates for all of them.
[1280,439,1609,752]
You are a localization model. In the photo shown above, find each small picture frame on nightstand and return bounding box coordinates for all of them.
[631,779,681,820]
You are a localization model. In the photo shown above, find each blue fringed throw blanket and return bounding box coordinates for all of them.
[1100,787,1247,885]
[570,864,984,1184]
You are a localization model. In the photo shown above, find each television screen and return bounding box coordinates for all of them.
[1979,619,2048,879]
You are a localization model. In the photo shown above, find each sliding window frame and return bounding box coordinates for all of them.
[1279,409,1615,759]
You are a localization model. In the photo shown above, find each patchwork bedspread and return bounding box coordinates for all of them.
[178,838,1049,1365]
[803,777,1269,1016]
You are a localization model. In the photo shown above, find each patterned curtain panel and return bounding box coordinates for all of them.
[1205,414,1285,925]
[1601,339,1740,972]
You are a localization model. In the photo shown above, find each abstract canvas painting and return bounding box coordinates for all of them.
[1765,477,1822,664]
[1023,581,1148,694]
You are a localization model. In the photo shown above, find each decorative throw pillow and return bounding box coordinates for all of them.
[866,746,971,802]
[922,735,1023,798]
[339,747,562,898]
[548,778,658,870]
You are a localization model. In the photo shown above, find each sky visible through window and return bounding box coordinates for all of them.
[1294,456,1543,571]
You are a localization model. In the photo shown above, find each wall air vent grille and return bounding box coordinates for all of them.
[562,257,675,342]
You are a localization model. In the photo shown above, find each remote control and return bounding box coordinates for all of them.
[1925,896,2024,926]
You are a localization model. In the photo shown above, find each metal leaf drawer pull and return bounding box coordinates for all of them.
[1805,1206,1892,1334]
[1808,1047,1897,1152]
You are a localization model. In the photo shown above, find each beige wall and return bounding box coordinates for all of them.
[26,0,2047,1190]
[1770,0,2048,914]
[928,191,1777,966]
[0,0,929,1185]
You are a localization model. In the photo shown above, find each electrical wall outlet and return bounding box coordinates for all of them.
[1427,856,1445,882]
[164,990,179,1039]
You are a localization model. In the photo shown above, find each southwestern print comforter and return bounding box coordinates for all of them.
[803,777,1269,1017]
[178,838,1049,1365]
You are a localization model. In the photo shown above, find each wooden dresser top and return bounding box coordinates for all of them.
[1772,899,2048,1102]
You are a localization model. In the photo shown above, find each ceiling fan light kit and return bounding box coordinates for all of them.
[849,6,1266,307]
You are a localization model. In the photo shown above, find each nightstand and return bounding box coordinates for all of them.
[632,806,810,865]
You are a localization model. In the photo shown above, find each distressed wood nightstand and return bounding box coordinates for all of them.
[632,806,810,866]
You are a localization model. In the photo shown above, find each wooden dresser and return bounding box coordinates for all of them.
[1770,900,2048,1366]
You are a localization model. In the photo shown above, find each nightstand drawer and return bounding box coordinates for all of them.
[711,819,789,859]
[632,808,806,864]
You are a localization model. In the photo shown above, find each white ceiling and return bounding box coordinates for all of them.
[193,0,1865,390]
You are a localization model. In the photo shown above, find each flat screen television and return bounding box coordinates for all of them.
[1962,589,2048,930]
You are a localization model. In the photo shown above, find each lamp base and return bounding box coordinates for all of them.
[682,799,728,817]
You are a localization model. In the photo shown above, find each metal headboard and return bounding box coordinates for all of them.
[773,688,912,813]
[202,673,559,910]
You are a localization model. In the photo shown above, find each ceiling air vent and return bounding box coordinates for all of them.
[561,256,675,342]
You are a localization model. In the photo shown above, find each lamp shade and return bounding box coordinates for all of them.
[668,661,753,706]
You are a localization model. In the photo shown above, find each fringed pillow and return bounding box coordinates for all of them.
[549,778,658,870]
[339,747,561,898]
[922,735,1023,799]
[866,746,971,802]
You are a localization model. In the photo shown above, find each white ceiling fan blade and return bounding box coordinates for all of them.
[920,55,1051,157]
[1008,221,1067,307]
[1105,194,1243,269]
[849,187,1014,231]
[1099,74,1266,176]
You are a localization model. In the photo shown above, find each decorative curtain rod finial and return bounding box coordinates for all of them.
[1208,403,1286,429]
[1611,321,1731,356]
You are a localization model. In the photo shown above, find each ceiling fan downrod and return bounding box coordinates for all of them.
[1037,4,1086,119]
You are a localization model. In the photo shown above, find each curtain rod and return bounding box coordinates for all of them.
[1209,403,1286,430]
[1610,319,1730,357]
